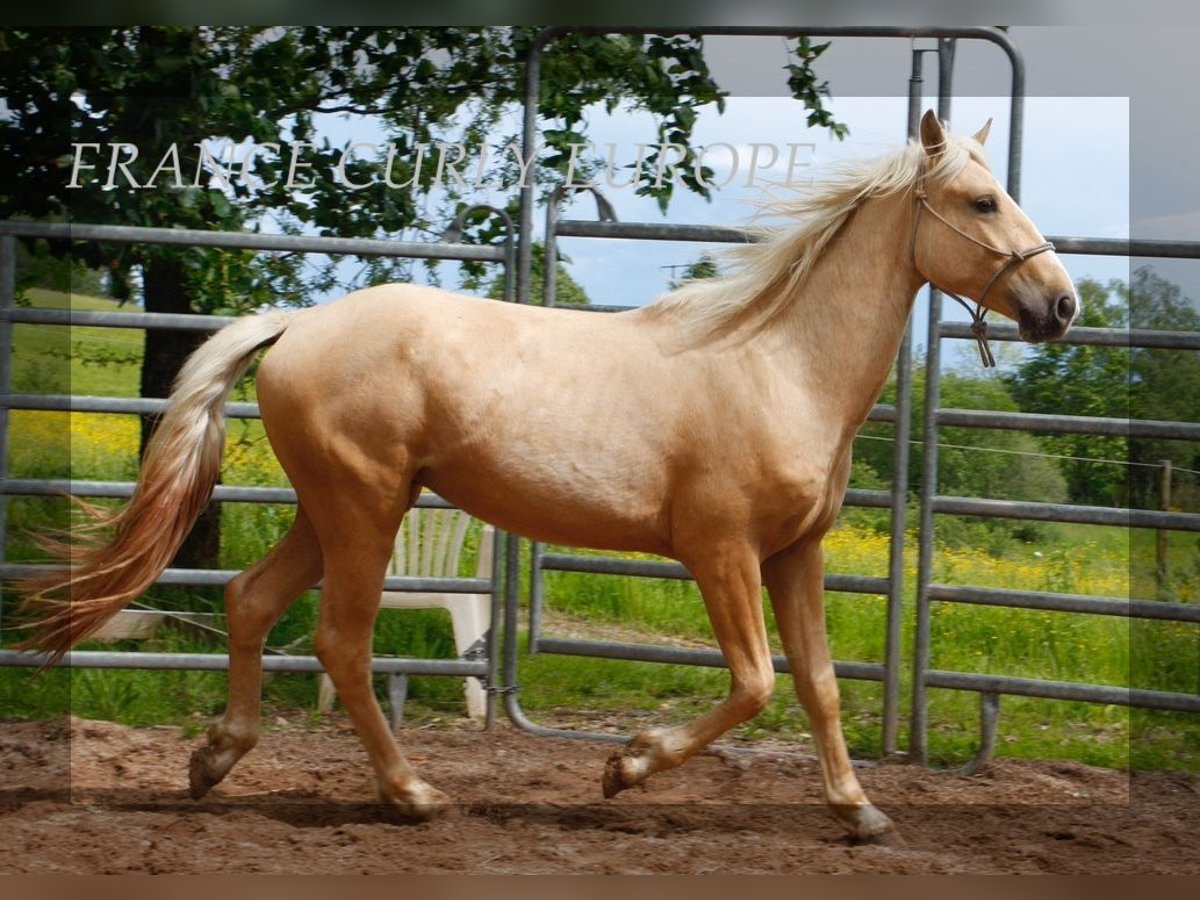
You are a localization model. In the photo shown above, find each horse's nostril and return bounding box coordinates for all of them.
[1055,293,1077,325]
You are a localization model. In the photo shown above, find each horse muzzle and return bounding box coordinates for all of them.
[1017,289,1078,343]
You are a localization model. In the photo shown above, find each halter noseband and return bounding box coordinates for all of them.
[910,157,1056,367]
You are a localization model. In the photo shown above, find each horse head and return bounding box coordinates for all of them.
[911,110,1078,344]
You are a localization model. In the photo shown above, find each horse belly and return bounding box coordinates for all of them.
[413,377,670,552]
[419,435,672,555]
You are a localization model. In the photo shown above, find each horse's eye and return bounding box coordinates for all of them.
[975,195,998,214]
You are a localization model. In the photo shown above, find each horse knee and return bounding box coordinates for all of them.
[314,630,368,685]
[223,572,269,649]
[313,630,339,671]
[223,571,248,616]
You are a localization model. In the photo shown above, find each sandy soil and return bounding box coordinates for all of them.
[1,715,1197,874]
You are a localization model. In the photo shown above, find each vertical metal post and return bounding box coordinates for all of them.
[909,37,958,764]
[1157,459,1173,593]
[517,41,543,306]
[882,47,926,757]
[542,188,562,309]
[501,529,526,724]
[937,38,956,124]
[907,43,925,137]
[910,295,942,764]
[1004,49,1025,201]
[0,235,15,633]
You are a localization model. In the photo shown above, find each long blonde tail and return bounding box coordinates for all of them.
[15,310,294,662]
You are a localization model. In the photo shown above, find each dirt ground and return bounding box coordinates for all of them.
[1,715,1198,874]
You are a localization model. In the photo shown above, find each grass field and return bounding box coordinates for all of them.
[2,288,1198,770]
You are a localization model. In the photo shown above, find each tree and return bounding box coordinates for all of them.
[1007,271,1200,511]
[0,27,846,568]
[1127,268,1200,511]
[856,366,1068,549]
[858,368,1066,503]
[1005,278,1131,507]
[683,252,720,281]
[486,243,590,306]
[15,239,105,298]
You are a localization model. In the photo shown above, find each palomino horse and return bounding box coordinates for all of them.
[18,112,1077,842]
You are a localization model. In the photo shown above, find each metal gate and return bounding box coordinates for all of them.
[0,215,516,727]
[502,26,1200,764]
[1,27,1198,766]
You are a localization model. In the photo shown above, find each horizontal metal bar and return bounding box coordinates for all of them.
[3,393,261,419]
[0,562,490,595]
[1044,235,1200,259]
[824,574,891,595]
[924,669,1200,713]
[538,552,889,595]
[538,25,1022,45]
[937,407,1200,441]
[566,303,640,314]
[865,403,897,424]
[941,320,1200,350]
[844,488,893,509]
[0,648,489,677]
[0,478,458,509]
[541,553,689,580]
[5,307,234,331]
[556,219,759,244]
[932,495,1200,531]
[0,220,505,263]
[533,637,884,683]
[553,224,1200,263]
[1,478,296,503]
[928,583,1200,624]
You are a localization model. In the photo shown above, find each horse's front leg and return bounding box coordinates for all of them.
[603,543,775,796]
[762,537,895,843]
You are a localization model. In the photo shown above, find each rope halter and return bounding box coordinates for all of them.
[909,158,1056,368]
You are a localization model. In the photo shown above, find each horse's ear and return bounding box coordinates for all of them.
[972,118,993,146]
[920,109,947,157]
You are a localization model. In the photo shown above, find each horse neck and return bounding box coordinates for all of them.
[768,190,923,432]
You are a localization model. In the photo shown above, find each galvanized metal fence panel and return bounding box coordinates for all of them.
[910,238,1200,760]
[0,219,513,727]
[3,27,1196,768]
[506,25,1030,752]
[510,25,1200,766]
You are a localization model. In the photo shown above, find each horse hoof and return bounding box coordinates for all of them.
[408,790,454,822]
[187,747,218,800]
[838,804,898,846]
[850,825,902,847]
[382,782,454,822]
[601,751,632,798]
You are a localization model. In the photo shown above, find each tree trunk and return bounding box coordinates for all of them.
[139,255,221,570]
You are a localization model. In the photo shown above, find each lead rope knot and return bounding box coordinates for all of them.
[943,290,997,369]
[968,315,996,368]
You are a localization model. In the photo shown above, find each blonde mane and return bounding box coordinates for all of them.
[648,134,979,339]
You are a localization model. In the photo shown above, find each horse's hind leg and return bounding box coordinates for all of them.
[603,543,776,795]
[762,537,894,843]
[189,505,323,799]
[312,500,450,820]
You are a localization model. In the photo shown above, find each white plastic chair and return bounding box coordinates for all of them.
[317,506,494,728]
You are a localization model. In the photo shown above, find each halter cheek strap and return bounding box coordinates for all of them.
[910,161,1056,368]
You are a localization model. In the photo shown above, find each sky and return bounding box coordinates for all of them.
[272,25,1197,372]
[545,94,1130,321]
[519,26,1200,370]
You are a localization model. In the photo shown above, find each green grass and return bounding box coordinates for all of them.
[3,288,1199,773]
[13,288,146,397]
